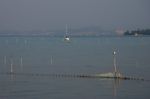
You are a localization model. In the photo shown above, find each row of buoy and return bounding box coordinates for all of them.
[120,76,145,81]
[0,72,92,78]
[0,72,148,81]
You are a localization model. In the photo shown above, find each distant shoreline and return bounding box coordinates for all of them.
[0,34,150,37]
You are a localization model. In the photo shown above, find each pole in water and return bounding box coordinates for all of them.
[50,56,53,65]
[113,51,117,77]
[4,56,7,65]
[15,38,18,44]
[10,59,13,73]
[24,39,27,45]
[5,39,8,45]
[20,56,23,70]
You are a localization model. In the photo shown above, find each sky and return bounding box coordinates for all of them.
[0,0,150,32]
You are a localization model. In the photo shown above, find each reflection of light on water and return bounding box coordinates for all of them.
[94,72,123,78]
[113,79,121,98]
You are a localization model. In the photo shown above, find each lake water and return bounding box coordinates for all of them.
[0,36,150,99]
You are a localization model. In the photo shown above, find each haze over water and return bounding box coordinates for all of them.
[0,0,150,31]
[0,36,150,99]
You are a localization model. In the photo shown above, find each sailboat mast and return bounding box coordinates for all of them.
[66,24,68,35]
[64,24,70,41]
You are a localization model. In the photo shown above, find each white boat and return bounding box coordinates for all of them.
[64,36,70,41]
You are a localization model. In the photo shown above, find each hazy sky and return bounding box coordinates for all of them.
[0,0,150,31]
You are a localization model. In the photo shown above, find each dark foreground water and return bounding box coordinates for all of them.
[0,36,150,99]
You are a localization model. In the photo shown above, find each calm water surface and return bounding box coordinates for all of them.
[0,36,150,99]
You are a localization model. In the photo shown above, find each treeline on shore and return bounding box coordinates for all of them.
[124,29,150,36]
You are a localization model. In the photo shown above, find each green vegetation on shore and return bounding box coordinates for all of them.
[124,29,150,36]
